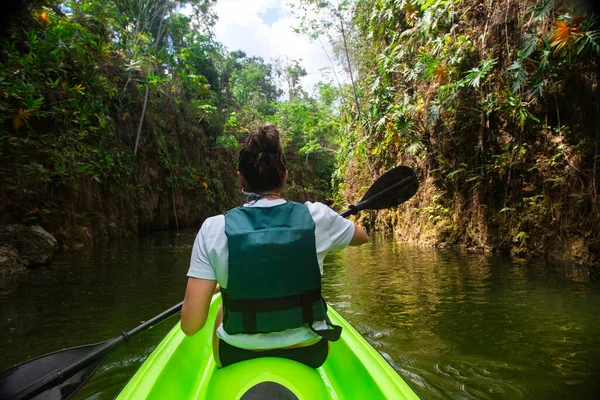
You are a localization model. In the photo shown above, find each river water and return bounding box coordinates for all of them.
[1,232,599,399]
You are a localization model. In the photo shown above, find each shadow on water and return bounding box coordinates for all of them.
[1,232,599,399]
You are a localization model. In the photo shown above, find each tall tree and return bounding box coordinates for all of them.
[291,0,361,119]
[132,0,217,154]
[274,57,308,101]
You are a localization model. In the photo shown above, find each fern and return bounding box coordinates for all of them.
[406,137,424,155]
[507,60,527,93]
[529,79,547,98]
[528,0,554,22]
[576,29,600,55]
[447,167,465,179]
[463,58,497,88]
[520,34,539,59]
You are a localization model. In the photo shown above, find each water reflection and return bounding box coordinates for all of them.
[323,237,600,399]
[0,230,194,399]
[1,232,599,399]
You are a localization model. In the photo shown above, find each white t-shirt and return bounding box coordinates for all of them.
[187,198,355,350]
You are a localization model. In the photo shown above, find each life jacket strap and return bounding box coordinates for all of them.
[311,319,342,342]
[222,288,322,333]
[222,288,322,313]
[310,303,342,342]
[222,288,342,341]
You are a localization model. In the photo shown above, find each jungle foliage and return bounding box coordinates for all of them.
[0,0,338,244]
[295,0,600,264]
[5,0,599,264]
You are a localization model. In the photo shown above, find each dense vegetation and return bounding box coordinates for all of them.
[294,0,600,265]
[3,0,599,266]
[0,0,338,250]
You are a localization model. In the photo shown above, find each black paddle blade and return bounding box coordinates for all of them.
[358,166,418,210]
[0,302,182,400]
[0,343,106,400]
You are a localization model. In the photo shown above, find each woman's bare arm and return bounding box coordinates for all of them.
[349,224,369,246]
[181,277,217,336]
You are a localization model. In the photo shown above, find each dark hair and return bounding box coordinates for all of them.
[237,124,287,192]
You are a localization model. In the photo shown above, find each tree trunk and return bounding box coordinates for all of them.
[133,0,169,156]
[317,36,348,111]
[339,14,361,119]
[134,85,149,155]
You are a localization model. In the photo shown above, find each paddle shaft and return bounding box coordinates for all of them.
[340,174,416,218]
[128,301,183,337]
[9,302,183,400]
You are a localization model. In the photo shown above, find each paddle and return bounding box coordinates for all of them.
[340,165,418,217]
[0,302,183,400]
[0,165,418,400]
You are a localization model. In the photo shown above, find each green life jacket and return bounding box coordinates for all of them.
[222,201,341,341]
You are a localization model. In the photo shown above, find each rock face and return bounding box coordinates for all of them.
[0,245,24,274]
[0,225,58,273]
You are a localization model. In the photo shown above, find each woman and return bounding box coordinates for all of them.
[181,124,368,368]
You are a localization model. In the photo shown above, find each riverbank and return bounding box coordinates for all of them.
[335,0,600,267]
[347,169,599,267]
[0,1,336,272]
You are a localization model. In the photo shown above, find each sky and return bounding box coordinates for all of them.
[210,0,335,94]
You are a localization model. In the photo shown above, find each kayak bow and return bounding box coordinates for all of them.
[117,294,419,400]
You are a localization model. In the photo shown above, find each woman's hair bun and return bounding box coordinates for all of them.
[246,123,281,154]
[238,124,287,192]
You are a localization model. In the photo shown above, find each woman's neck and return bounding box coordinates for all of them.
[243,190,282,202]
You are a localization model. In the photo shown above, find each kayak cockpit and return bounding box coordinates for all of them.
[117,295,419,400]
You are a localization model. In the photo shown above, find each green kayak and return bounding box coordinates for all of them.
[117,294,419,399]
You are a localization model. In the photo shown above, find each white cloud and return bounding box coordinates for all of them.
[212,0,336,94]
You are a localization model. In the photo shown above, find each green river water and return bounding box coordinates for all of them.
[1,231,599,399]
